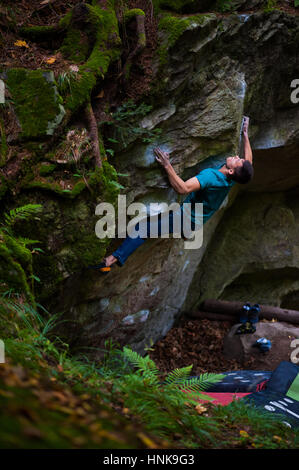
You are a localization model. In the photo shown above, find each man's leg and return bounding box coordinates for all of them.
[105,212,177,267]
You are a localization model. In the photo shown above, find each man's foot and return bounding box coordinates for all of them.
[88,255,118,274]
[104,255,118,267]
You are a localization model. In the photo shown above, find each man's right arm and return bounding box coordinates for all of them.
[154,148,200,194]
[243,118,253,164]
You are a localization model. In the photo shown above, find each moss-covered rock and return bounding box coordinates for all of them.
[4,69,65,139]
[59,1,121,113]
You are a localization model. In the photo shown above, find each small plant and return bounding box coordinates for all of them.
[57,71,77,97]
[0,204,43,301]
[105,99,162,149]
[264,0,277,11]
[216,0,235,13]
[112,347,224,446]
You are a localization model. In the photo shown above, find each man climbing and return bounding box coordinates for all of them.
[91,117,253,273]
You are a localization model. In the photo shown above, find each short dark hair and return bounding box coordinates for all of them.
[232,160,254,184]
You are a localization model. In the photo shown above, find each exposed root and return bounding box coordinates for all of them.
[123,9,146,82]
[84,101,102,169]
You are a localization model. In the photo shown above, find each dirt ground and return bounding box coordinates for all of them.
[149,316,292,375]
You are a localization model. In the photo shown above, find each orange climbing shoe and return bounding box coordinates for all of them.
[88,260,111,274]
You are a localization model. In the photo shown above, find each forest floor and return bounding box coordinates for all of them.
[149,317,273,376]
[150,318,249,375]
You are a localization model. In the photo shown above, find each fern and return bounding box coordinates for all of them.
[164,365,193,385]
[3,204,42,229]
[183,373,226,392]
[122,347,159,384]
[17,237,41,247]
[116,348,226,446]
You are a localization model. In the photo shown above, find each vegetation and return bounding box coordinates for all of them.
[0,291,298,449]
[0,204,43,304]
[1,0,299,451]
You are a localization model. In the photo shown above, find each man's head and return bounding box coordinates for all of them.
[225,155,254,184]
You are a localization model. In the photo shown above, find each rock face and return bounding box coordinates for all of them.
[223,322,299,370]
[2,7,299,355]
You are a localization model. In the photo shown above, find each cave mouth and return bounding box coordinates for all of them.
[220,267,299,306]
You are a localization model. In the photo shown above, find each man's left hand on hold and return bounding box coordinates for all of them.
[243,116,249,137]
[154,147,171,168]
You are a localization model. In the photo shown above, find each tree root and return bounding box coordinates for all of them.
[123,9,147,82]
[84,101,102,169]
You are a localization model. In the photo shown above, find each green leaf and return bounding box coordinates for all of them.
[109,180,125,189]
[4,204,42,227]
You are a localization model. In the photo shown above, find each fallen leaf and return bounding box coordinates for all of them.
[137,432,157,449]
[14,40,29,48]
[239,430,249,438]
[195,404,207,414]
[46,56,56,64]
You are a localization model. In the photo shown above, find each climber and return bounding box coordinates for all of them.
[90,116,253,274]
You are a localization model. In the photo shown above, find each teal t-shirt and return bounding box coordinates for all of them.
[181,164,235,224]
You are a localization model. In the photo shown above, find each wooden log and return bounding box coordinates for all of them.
[200,299,299,324]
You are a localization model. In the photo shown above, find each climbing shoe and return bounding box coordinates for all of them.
[239,302,251,324]
[235,302,255,335]
[87,260,111,274]
[254,337,272,353]
[249,303,260,325]
[236,321,256,335]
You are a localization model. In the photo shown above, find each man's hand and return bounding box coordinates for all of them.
[242,116,249,137]
[154,147,171,168]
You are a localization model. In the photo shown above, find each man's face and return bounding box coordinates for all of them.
[226,155,244,171]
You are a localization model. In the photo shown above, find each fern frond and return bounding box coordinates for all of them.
[164,365,193,385]
[17,237,41,247]
[183,373,225,393]
[122,347,159,383]
[4,204,42,227]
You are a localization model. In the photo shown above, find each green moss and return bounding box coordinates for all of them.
[124,8,146,22]
[60,3,121,113]
[0,236,34,303]
[60,27,90,64]
[24,179,87,199]
[19,24,61,40]
[39,163,57,176]
[158,14,214,65]
[5,69,65,138]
